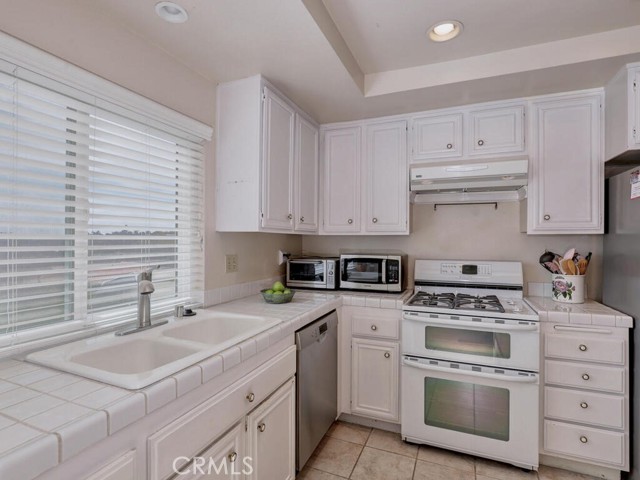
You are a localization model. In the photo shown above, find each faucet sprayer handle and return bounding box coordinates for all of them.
[138,280,155,295]
[137,265,160,282]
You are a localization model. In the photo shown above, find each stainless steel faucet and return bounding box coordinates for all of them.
[116,266,168,336]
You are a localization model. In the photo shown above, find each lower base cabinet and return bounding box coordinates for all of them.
[84,450,136,480]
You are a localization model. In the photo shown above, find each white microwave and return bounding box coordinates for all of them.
[339,254,406,292]
[286,258,339,290]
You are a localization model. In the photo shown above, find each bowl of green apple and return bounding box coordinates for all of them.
[261,281,295,304]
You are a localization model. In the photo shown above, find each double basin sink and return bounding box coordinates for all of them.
[27,311,281,390]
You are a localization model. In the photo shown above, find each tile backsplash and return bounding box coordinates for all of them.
[203,275,285,308]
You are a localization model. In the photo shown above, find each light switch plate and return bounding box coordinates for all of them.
[225,254,238,273]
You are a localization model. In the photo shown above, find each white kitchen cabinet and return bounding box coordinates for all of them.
[245,378,296,480]
[261,87,295,230]
[467,104,525,155]
[322,126,361,233]
[605,64,640,160]
[527,92,603,234]
[321,120,408,235]
[411,113,462,160]
[351,337,399,422]
[216,75,319,233]
[365,120,408,232]
[175,423,245,479]
[294,115,319,232]
[541,323,629,471]
[83,450,136,480]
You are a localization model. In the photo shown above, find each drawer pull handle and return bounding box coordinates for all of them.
[543,214,551,221]
[258,423,266,433]
[582,373,590,381]
[446,143,453,149]
[578,344,588,352]
[580,402,589,409]
[287,214,293,220]
[228,452,237,463]
[372,217,378,223]
[371,325,377,331]
[580,436,588,444]
[477,139,485,146]
[246,393,255,402]
[384,352,391,359]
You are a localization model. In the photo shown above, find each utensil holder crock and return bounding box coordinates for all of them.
[551,274,585,304]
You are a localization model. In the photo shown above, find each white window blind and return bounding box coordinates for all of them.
[0,60,205,348]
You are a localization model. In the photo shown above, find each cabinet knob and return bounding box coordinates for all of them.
[543,214,551,221]
[384,352,391,358]
[300,216,304,222]
[582,373,590,381]
[580,436,588,444]
[258,423,266,433]
[446,143,453,149]
[287,214,293,220]
[371,325,377,331]
[372,218,378,223]
[477,139,485,146]
[348,218,353,224]
[578,344,588,352]
[228,452,237,463]
[246,392,255,402]
[580,402,589,409]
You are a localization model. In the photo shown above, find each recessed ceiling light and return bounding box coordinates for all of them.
[155,2,189,24]
[428,20,463,42]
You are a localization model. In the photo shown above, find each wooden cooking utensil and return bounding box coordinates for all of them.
[577,258,588,275]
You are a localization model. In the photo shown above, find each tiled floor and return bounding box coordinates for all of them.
[298,421,599,480]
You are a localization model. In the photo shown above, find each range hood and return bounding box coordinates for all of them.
[410,156,528,204]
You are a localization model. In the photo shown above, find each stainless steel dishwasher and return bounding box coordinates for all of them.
[295,309,338,471]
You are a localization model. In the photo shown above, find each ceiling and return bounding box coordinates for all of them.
[1,0,640,124]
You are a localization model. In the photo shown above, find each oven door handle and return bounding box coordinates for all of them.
[403,314,538,332]
[402,359,539,383]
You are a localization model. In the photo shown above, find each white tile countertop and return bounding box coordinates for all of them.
[525,296,634,328]
[0,289,408,480]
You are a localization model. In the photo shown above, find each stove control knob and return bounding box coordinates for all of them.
[578,344,588,352]
[582,373,590,381]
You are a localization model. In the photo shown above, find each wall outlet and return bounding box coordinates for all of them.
[225,254,238,273]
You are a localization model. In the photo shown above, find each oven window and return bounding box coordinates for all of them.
[425,326,511,359]
[289,262,324,282]
[343,258,382,284]
[424,378,510,441]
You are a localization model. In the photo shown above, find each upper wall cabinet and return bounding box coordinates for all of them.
[410,102,526,163]
[605,64,640,161]
[321,120,409,235]
[527,92,603,234]
[216,75,319,233]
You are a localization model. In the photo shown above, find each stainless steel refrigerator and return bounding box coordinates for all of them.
[603,167,640,478]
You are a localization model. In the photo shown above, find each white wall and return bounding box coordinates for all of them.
[0,2,302,292]
[303,202,604,299]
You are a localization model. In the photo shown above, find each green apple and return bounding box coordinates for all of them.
[283,289,291,294]
[273,290,283,296]
[264,289,274,294]
[272,281,285,292]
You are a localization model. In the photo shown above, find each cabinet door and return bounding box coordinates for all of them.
[351,338,399,422]
[468,105,525,155]
[322,127,361,233]
[246,378,295,480]
[529,94,603,233]
[262,87,295,231]
[84,450,136,480]
[175,423,245,479]
[294,115,319,232]
[634,71,640,148]
[412,113,462,160]
[365,120,408,233]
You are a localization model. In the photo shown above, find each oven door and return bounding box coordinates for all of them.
[402,311,539,371]
[287,260,327,288]
[340,255,387,291]
[401,356,539,469]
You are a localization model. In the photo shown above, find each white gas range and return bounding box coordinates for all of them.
[401,260,540,470]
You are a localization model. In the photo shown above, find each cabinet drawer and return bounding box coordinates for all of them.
[544,387,625,429]
[545,360,625,394]
[545,334,625,365]
[352,312,399,340]
[544,420,626,468]
[149,346,296,480]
